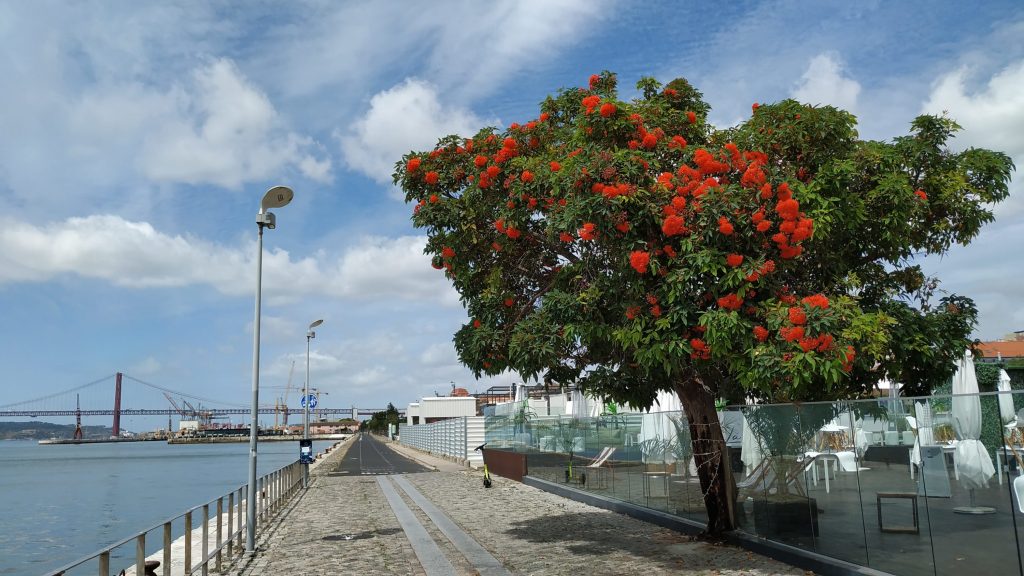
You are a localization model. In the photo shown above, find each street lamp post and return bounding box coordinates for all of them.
[303,319,323,488]
[246,185,294,555]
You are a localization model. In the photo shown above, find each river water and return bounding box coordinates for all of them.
[0,438,337,576]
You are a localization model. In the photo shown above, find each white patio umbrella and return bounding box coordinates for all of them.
[639,390,681,464]
[951,349,996,514]
[740,413,764,475]
[998,369,1016,425]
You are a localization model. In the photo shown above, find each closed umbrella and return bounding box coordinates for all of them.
[741,414,764,475]
[998,369,1016,425]
[951,349,996,514]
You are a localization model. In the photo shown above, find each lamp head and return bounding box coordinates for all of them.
[260,186,294,213]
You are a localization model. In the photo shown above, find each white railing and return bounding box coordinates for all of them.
[399,416,485,466]
[46,461,303,576]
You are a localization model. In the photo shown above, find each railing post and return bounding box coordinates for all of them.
[99,550,109,576]
[136,533,146,576]
[257,476,263,522]
[237,487,244,552]
[184,510,192,574]
[216,497,223,572]
[163,521,172,576]
[227,491,234,558]
[202,503,209,576]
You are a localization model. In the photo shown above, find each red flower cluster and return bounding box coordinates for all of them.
[425,171,439,185]
[600,102,617,117]
[550,161,561,172]
[694,149,730,175]
[690,338,710,360]
[579,222,597,241]
[662,214,686,237]
[798,334,834,353]
[589,74,600,89]
[780,326,804,342]
[441,246,455,259]
[625,305,642,320]
[914,189,928,201]
[474,155,488,167]
[629,251,650,274]
[753,325,769,341]
[472,319,482,328]
[686,111,697,124]
[582,95,601,114]
[407,157,421,172]
[802,294,830,309]
[718,217,734,236]
[521,170,535,183]
[559,231,573,243]
[726,254,744,267]
[717,293,743,310]
[593,182,633,198]
[842,346,856,371]
[788,307,807,325]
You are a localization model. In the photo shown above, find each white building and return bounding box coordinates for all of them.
[406,396,477,425]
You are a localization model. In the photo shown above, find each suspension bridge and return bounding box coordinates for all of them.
[0,372,399,436]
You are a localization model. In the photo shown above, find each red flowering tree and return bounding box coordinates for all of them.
[395,72,1013,533]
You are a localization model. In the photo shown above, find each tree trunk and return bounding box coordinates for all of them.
[674,376,736,535]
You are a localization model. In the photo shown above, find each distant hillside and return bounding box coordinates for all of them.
[0,421,112,440]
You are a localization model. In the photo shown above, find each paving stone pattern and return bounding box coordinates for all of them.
[232,437,809,576]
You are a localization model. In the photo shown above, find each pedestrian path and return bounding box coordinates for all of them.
[231,434,806,576]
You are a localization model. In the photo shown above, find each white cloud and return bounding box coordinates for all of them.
[922,60,1024,220]
[128,356,162,376]
[922,61,1024,159]
[338,79,490,187]
[791,53,861,113]
[916,60,1024,339]
[262,1,608,104]
[115,59,332,188]
[0,215,457,306]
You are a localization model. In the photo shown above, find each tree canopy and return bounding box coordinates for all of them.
[394,71,1013,531]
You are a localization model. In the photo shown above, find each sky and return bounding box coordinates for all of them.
[0,1,1022,429]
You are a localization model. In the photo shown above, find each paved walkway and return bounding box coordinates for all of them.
[230,434,807,576]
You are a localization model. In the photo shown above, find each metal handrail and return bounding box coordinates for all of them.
[46,460,304,576]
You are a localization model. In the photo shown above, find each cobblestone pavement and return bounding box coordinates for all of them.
[232,436,809,576]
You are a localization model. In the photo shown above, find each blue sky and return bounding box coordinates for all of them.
[0,1,1021,428]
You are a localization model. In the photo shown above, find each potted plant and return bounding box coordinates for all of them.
[743,402,837,539]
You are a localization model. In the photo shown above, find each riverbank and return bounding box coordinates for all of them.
[118,437,351,576]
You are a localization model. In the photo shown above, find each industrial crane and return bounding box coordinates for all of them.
[274,360,296,432]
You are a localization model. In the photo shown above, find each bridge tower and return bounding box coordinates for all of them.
[111,372,123,438]
[73,394,83,440]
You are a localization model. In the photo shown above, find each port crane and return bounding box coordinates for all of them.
[273,361,296,432]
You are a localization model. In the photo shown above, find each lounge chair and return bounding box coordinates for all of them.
[578,447,616,488]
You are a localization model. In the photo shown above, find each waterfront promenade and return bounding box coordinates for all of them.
[229,433,806,576]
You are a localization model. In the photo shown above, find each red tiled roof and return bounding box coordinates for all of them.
[977,340,1024,360]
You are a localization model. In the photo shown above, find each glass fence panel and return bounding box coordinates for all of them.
[924,391,1020,576]
[483,388,1024,576]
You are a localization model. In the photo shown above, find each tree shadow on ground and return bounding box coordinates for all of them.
[502,510,801,574]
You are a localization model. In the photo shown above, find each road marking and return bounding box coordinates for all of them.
[376,476,456,576]
[392,475,512,576]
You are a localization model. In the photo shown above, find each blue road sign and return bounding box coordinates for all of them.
[301,394,318,409]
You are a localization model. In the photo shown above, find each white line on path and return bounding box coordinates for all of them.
[376,476,457,576]
[391,475,512,576]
